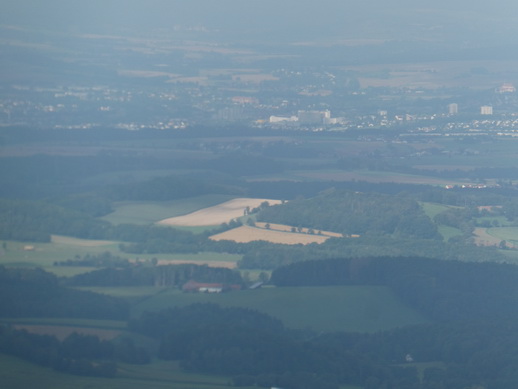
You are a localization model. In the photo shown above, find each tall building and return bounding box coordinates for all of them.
[297,110,331,125]
[480,106,493,115]
[448,103,458,115]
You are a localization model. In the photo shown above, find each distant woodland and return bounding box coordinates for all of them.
[5,255,518,388]
[4,129,518,388]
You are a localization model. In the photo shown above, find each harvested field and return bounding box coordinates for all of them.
[13,325,122,341]
[473,228,500,246]
[157,259,237,269]
[254,222,342,238]
[157,198,282,227]
[474,227,518,248]
[209,225,330,245]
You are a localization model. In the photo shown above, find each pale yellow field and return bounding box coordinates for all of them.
[157,259,237,269]
[473,227,515,249]
[209,225,330,245]
[157,198,282,227]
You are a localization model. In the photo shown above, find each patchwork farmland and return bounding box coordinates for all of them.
[157,198,282,226]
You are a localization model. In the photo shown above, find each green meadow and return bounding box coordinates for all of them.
[437,225,463,241]
[0,237,242,276]
[101,194,236,225]
[486,227,518,244]
[129,285,428,333]
[420,202,464,241]
[0,238,119,270]
[420,202,453,220]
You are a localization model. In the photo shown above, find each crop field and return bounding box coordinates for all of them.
[158,259,237,268]
[254,222,342,237]
[0,237,119,270]
[131,286,427,333]
[0,353,251,389]
[352,60,518,89]
[157,198,282,226]
[0,235,242,274]
[415,142,518,170]
[210,225,331,245]
[478,227,518,247]
[101,194,236,225]
[293,169,469,186]
[143,252,242,269]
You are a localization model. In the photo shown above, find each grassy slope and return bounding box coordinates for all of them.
[420,202,463,241]
[486,227,518,243]
[130,285,427,333]
[420,202,452,220]
[101,194,236,225]
[3,284,426,333]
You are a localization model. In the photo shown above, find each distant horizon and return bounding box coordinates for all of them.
[2,0,517,45]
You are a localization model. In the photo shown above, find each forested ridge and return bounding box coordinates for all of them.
[257,189,441,239]
[0,188,507,268]
[0,325,150,378]
[0,266,129,319]
[128,303,418,389]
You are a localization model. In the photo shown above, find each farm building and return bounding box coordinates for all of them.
[182,280,242,293]
[249,281,264,290]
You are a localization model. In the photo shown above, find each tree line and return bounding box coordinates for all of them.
[271,256,518,322]
[0,266,129,320]
[129,303,419,389]
[316,320,518,389]
[66,262,243,288]
[0,325,149,378]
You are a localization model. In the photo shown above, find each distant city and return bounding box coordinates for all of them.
[2,71,518,139]
[2,16,518,141]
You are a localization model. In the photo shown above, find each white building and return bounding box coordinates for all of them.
[448,103,458,115]
[480,106,493,115]
[269,115,298,123]
[297,110,331,124]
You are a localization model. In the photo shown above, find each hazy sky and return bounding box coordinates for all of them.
[2,0,517,43]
